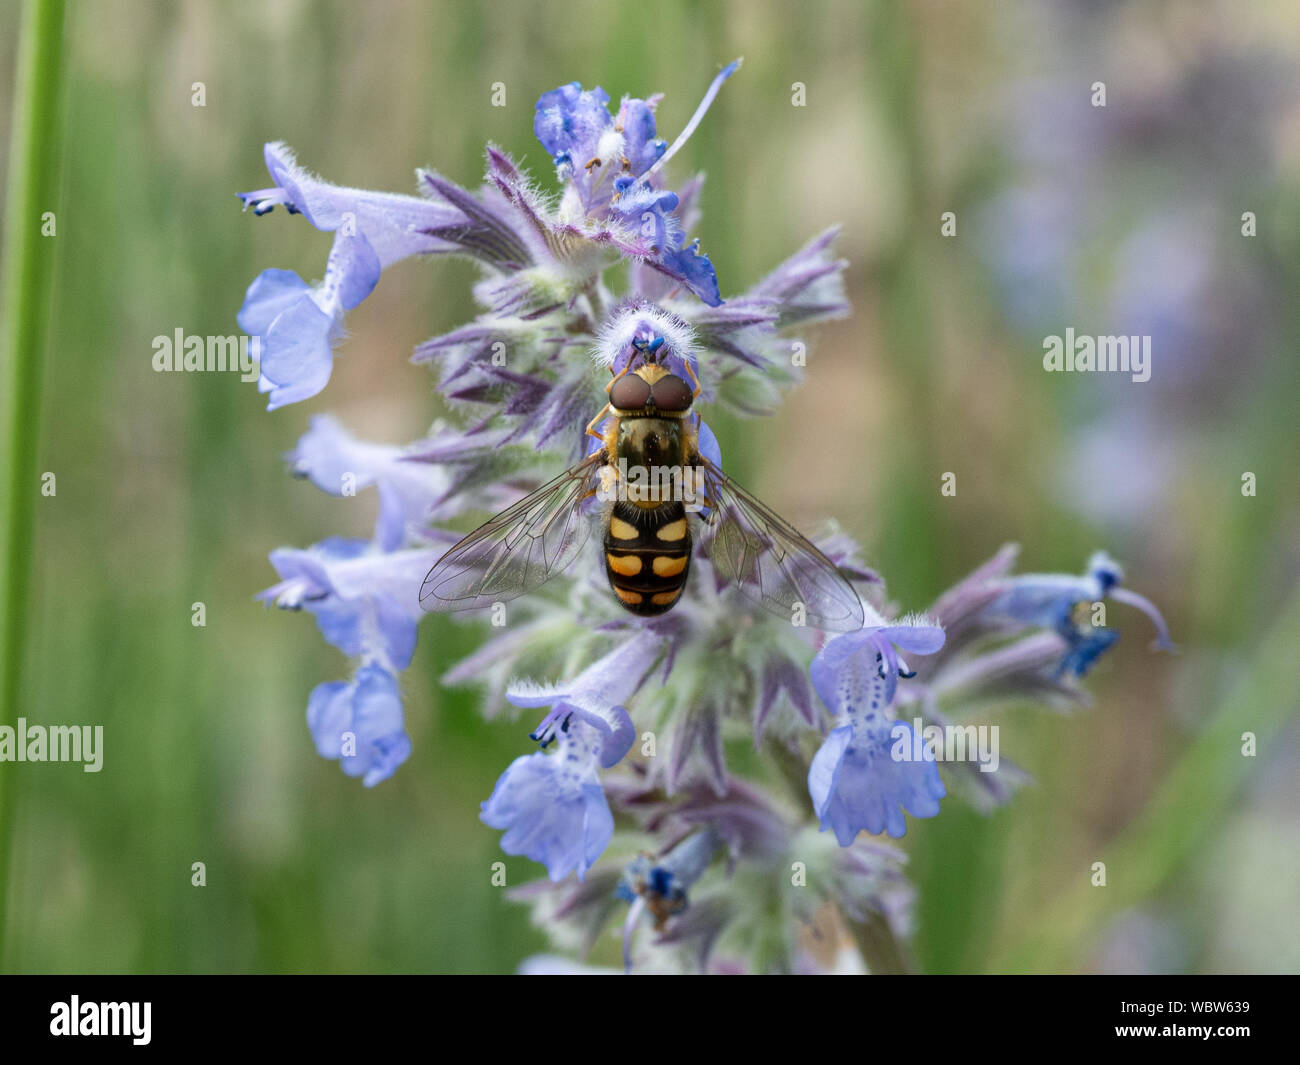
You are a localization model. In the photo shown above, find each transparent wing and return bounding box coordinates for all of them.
[697,455,864,632]
[420,452,604,612]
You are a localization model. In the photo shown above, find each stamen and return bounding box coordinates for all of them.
[528,704,568,747]
[238,187,294,217]
[584,156,602,172]
[646,59,741,180]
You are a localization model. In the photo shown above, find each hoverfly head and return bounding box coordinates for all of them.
[610,363,692,414]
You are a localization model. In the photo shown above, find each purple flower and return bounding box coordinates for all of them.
[259,536,438,785]
[807,619,947,842]
[982,551,1174,677]
[481,638,661,880]
[811,617,947,714]
[238,142,467,409]
[533,83,664,214]
[808,718,946,843]
[530,62,741,306]
[288,415,447,550]
[259,538,440,672]
[307,663,411,786]
[617,828,723,970]
[481,737,618,882]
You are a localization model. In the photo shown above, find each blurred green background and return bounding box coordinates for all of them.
[1,0,1298,974]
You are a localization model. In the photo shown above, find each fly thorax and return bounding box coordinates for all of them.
[617,418,684,505]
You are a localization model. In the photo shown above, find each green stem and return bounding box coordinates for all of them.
[0,0,68,966]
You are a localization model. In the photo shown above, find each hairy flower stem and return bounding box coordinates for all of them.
[0,0,67,965]
[765,738,911,973]
[584,281,607,331]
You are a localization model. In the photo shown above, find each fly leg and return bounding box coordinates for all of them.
[681,361,702,397]
[605,364,632,393]
[587,405,611,444]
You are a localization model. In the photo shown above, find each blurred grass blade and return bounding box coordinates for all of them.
[0,0,68,964]
[995,583,1300,972]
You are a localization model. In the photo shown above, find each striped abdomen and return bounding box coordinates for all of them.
[604,500,691,616]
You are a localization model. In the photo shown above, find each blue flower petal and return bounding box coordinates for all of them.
[374,482,407,553]
[262,142,318,224]
[310,601,365,658]
[594,705,635,769]
[1059,626,1120,678]
[876,623,946,656]
[326,228,382,312]
[307,664,411,787]
[807,724,854,835]
[306,680,352,758]
[263,541,428,671]
[811,624,945,716]
[373,597,418,672]
[659,238,722,306]
[238,268,311,337]
[809,720,945,843]
[481,752,614,881]
[347,664,411,786]
[533,83,612,164]
[289,415,444,549]
[809,628,878,713]
[258,294,337,411]
[697,418,722,469]
[616,97,666,177]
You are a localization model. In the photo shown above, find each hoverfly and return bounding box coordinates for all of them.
[419,336,864,632]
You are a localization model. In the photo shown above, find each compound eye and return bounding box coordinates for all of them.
[650,374,693,412]
[610,373,652,410]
